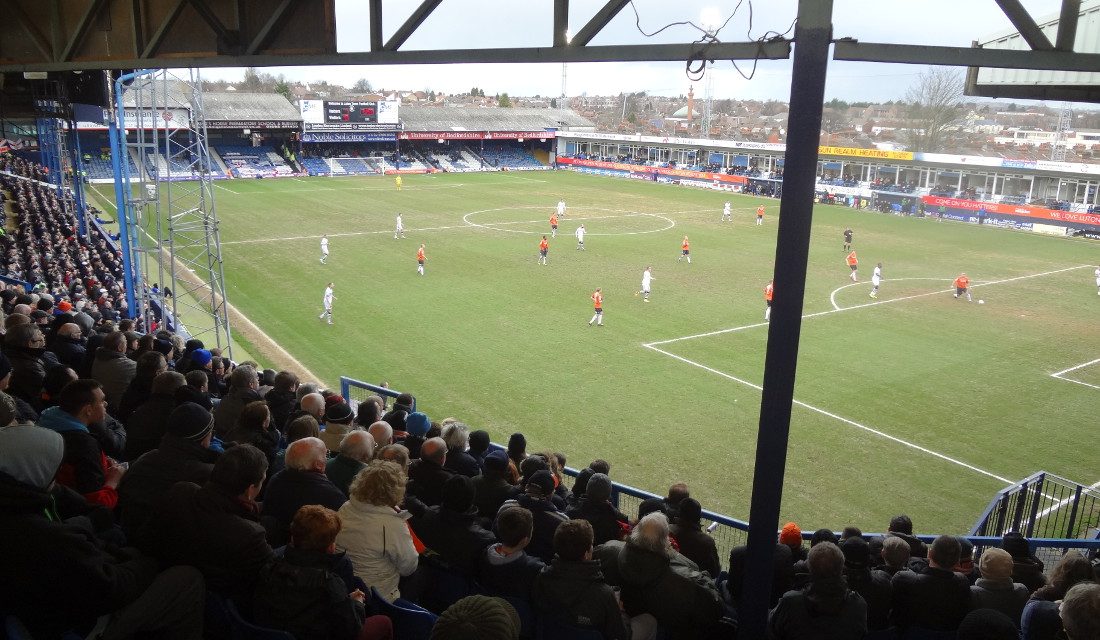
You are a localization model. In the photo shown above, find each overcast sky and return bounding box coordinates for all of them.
[197,0,1070,104]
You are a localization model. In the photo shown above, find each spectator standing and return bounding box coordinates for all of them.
[116,351,166,422]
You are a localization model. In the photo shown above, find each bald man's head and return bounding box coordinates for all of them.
[300,393,325,419]
[367,421,393,447]
[421,437,448,466]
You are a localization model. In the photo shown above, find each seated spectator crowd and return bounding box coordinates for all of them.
[1,154,130,322]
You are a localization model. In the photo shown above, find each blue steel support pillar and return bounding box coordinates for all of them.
[69,120,88,236]
[737,1,833,637]
[110,70,156,320]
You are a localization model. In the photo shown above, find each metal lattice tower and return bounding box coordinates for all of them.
[114,69,233,357]
[1051,102,1072,162]
[701,61,715,139]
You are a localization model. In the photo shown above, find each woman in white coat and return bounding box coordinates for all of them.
[336,459,419,601]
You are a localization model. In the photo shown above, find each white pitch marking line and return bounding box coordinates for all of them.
[1051,375,1100,391]
[643,344,1014,484]
[1026,479,1100,525]
[213,183,241,195]
[829,277,950,311]
[648,265,1093,348]
[1051,357,1100,378]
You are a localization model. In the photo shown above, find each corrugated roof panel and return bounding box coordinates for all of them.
[976,0,1100,88]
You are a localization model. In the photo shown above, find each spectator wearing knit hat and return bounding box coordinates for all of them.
[669,497,721,579]
[566,472,629,546]
[779,522,807,561]
[0,420,205,639]
[431,595,521,640]
[117,401,218,537]
[970,547,1028,626]
[402,410,430,459]
[840,536,893,631]
[320,401,355,453]
[407,474,497,577]
[496,469,568,564]
[473,450,516,519]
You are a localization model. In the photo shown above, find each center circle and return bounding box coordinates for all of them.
[462,206,675,236]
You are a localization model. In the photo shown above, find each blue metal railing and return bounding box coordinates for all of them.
[339,377,1100,567]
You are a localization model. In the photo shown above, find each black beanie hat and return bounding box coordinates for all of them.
[468,430,490,455]
[841,536,871,567]
[956,608,1019,640]
[167,402,214,441]
[431,595,519,640]
[441,475,477,515]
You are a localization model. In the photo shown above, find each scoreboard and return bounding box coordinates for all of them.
[300,99,399,131]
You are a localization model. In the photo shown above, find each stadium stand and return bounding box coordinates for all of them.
[479,142,544,169]
[216,146,294,178]
[3,152,1098,639]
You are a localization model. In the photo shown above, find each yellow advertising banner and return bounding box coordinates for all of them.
[818,146,914,161]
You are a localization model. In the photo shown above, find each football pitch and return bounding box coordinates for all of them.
[99,171,1100,534]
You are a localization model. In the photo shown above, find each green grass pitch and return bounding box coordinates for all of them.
[121,171,1100,534]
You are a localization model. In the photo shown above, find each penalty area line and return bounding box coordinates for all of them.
[642,344,1014,484]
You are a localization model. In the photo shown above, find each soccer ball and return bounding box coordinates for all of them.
[978,300,985,304]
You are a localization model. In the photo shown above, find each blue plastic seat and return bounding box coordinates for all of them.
[224,600,295,640]
[498,596,536,639]
[371,587,438,640]
[536,615,604,640]
[420,559,482,613]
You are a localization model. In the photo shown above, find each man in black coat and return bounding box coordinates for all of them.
[472,450,516,519]
[597,512,725,640]
[890,534,971,634]
[886,514,928,559]
[496,470,568,564]
[532,518,631,640]
[50,322,86,370]
[264,370,299,433]
[768,541,868,640]
[3,322,59,405]
[140,444,275,608]
[213,365,263,437]
[123,371,185,461]
[117,402,219,537]
[407,436,454,506]
[441,421,480,477]
[840,536,892,631]
[565,472,628,546]
[0,420,204,639]
[408,474,497,576]
[261,437,348,547]
[668,497,721,579]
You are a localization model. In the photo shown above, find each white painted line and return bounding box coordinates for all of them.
[1025,479,1100,526]
[1051,358,1100,378]
[829,277,950,311]
[1052,376,1100,391]
[648,265,1093,347]
[213,183,241,195]
[643,343,1014,484]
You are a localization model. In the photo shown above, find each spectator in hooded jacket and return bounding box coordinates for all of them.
[477,505,545,600]
[0,421,205,639]
[37,378,126,508]
[496,470,568,564]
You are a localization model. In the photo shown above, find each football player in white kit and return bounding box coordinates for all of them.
[870,263,883,299]
[319,282,335,325]
[575,224,586,250]
[394,214,405,239]
[721,201,732,222]
[319,235,329,264]
[1095,265,1100,295]
[637,266,654,302]
[557,198,566,219]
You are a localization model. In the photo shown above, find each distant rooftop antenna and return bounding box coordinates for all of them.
[1051,102,1072,163]
[700,8,721,139]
